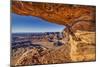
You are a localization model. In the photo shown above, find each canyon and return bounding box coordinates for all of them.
[11,1,96,66]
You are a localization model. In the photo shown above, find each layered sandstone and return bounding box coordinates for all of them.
[11,1,96,66]
[11,30,95,66]
[12,1,96,31]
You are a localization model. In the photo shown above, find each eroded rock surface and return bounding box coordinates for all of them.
[11,30,96,66]
[12,1,96,31]
[11,1,96,66]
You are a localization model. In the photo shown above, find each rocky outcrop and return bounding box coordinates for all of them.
[11,30,96,66]
[11,1,96,66]
[12,1,96,31]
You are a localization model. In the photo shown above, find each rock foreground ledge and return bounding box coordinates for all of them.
[11,30,96,66]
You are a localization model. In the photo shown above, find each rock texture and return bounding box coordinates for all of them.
[11,30,96,66]
[12,1,96,31]
[11,1,96,66]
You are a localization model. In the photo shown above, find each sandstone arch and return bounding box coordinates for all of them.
[11,1,96,66]
[12,1,95,26]
[12,1,96,40]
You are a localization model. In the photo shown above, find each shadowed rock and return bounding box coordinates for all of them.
[12,1,95,31]
[12,1,96,40]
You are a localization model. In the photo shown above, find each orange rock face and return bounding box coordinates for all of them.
[12,1,96,31]
[11,1,96,66]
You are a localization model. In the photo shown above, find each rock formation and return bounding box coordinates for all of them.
[12,1,96,31]
[11,1,96,66]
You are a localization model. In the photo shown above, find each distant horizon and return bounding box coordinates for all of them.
[12,31,64,34]
[12,13,65,33]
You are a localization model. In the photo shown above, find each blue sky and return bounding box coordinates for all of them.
[12,13,65,33]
